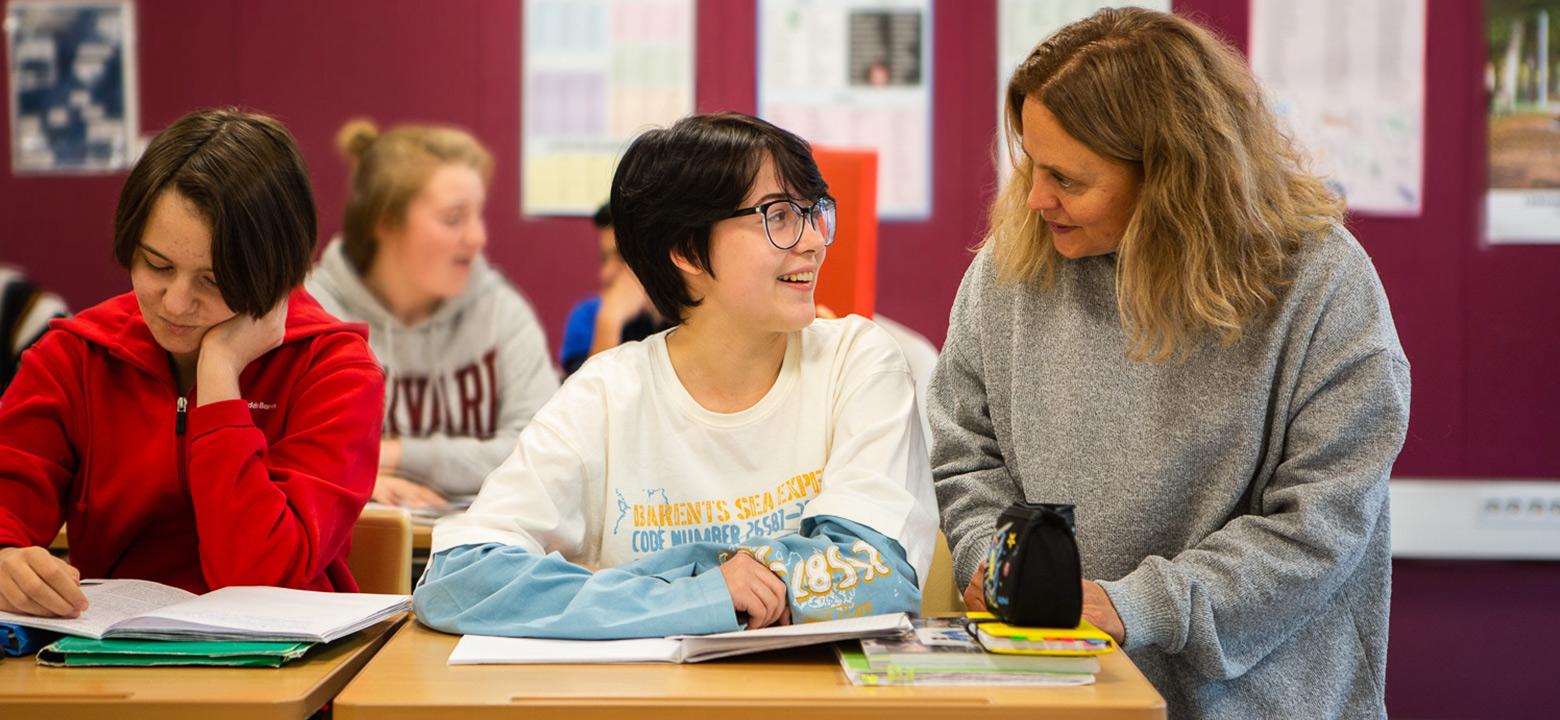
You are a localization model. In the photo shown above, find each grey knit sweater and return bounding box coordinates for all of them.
[931,225,1409,719]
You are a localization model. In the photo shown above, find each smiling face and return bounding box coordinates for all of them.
[130,190,238,361]
[377,162,488,301]
[681,154,827,334]
[1021,98,1142,259]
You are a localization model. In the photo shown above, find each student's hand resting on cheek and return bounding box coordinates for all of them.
[0,546,89,618]
[197,299,288,407]
[721,552,790,629]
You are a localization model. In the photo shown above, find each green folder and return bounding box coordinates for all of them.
[37,636,314,667]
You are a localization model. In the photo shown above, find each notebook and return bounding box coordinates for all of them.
[36,637,313,667]
[966,612,1116,656]
[0,579,409,643]
[836,645,1096,687]
[448,612,913,665]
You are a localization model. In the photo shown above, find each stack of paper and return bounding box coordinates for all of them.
[836,618,1099,686]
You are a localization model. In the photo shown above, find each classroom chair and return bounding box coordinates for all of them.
[921,530,965,614]
[346,507,413,594]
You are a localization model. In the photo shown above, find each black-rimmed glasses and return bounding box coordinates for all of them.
[726,196,837,250]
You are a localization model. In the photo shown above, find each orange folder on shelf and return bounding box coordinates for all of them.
[810,145,878,319]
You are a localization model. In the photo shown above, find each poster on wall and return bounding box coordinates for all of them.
[759,0,932,219]
[1250,0,1425,216]
[521,0,695,216]
[1486,0,1560,244]
[5,0,138,174]
[995,0,1170,185]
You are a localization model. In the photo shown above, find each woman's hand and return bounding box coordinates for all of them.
[1082,580,1126,644]
[962,559,988,611]
[721,552,790,629]
[0,546,88,618]
[372,473,447,509]
[198,299,288,406]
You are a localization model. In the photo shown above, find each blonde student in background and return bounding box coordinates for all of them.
[932,9,1408,719]
[414,112,938,638]
[307,120,559,510]
[0,109,384,615]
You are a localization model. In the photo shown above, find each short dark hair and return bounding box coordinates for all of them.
[610,112,828,323]
[592,202,612,230]
[113,108,317,317]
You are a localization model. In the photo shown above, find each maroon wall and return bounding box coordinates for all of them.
[1,1,1556,716]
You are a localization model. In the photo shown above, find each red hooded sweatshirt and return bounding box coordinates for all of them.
[0,289,384,593]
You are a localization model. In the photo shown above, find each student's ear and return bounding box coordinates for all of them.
[669,247,705,278]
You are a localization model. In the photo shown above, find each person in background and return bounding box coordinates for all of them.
[558,203,671,377]
[0,266,68,393]
[414,112,938,638]
[308,120,559,509]
[932,9,1409,719]
[0,108,383,616]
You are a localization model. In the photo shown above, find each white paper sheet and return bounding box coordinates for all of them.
[1250,0,1426,216]
[521,0,695,215]
[758,0,932,219]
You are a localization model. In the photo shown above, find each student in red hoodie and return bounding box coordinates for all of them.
[0,108,385,618]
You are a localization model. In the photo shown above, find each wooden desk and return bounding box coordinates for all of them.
[1,615,407,720]
[412,524,431,551]
[334,620,1166,720]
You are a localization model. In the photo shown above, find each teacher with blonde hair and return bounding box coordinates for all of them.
[931,8,1409,719]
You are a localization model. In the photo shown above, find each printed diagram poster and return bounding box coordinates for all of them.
[1251,0,1426,216]
[5,0,137,174]
[1486,0,1560,243]
[996,0,1169,184]
[760,0,932,219]
[522,0,694,215]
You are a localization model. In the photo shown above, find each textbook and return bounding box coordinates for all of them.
[836,646,1096,687]
[966,613,1116,656]
[447,612,913,665]
[0,579,409,643]
[36,636,313,667]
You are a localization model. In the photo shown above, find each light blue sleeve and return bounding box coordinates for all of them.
[413,543,739,639]
[413,514,918,639]
[736,515,922,623]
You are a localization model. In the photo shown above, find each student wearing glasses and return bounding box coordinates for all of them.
[0,109,383,616]
[414,112,938,638]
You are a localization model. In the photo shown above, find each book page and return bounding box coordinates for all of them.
[110,586,409,642]
[0,579,194,639]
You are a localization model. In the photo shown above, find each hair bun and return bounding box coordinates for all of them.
[336,118,379,162]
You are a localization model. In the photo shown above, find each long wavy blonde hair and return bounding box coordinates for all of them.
[989,7,1343,361]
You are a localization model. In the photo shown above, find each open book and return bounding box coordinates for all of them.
[0,579,409,643]
[448,612,913,665]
